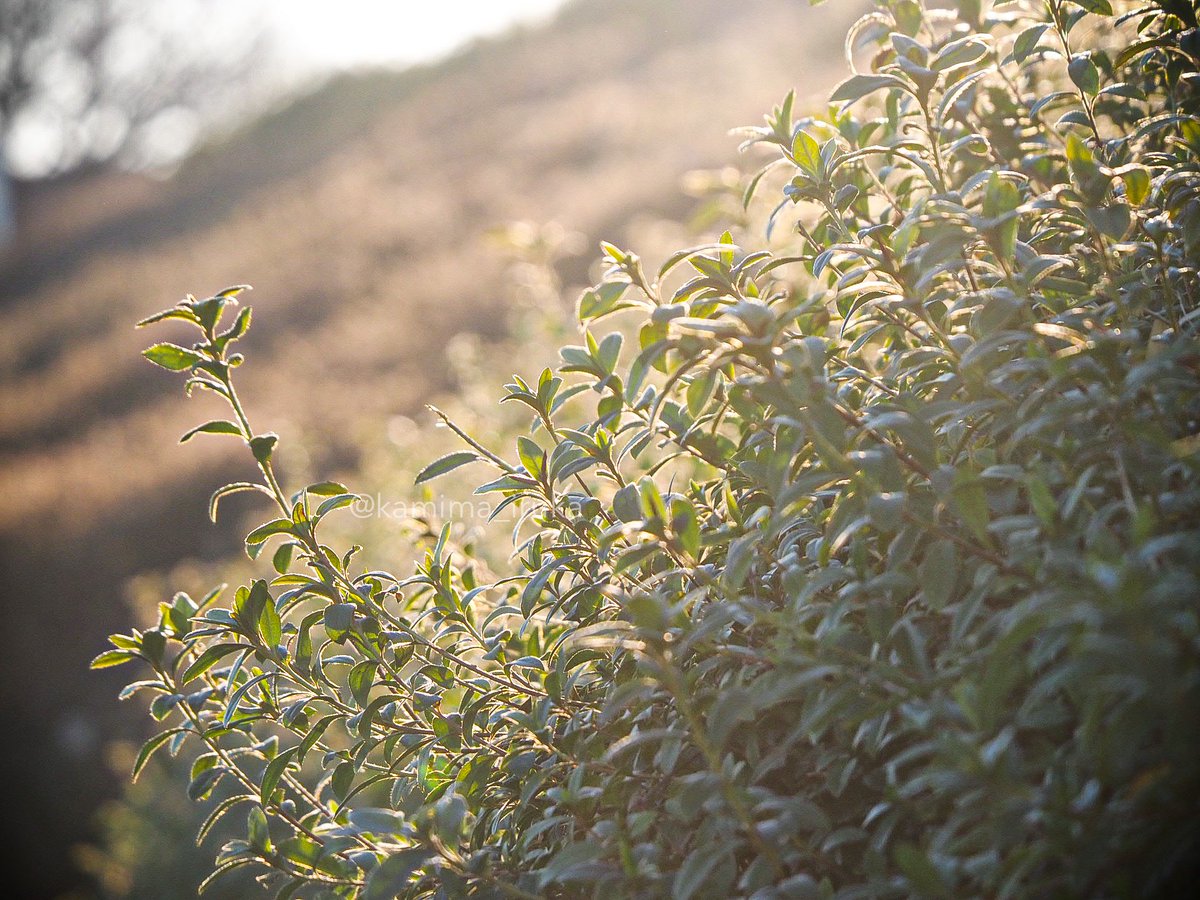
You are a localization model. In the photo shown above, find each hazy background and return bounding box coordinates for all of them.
[0,0,854,894]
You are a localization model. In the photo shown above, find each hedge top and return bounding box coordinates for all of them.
[101,1,1200,897]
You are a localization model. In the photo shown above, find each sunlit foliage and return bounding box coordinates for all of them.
[99,1,1200,895]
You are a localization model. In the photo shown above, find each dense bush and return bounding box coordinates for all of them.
[98,0,1200,896]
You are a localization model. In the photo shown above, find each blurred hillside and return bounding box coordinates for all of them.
[0,0,853,893]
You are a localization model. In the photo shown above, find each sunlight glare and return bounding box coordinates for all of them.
[266,0,569,73]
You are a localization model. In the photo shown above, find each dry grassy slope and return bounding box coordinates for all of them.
[0,1,854,891]
[0,0,852,536]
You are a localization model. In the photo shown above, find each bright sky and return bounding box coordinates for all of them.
[3,0,569,178]
[266,0,569,74]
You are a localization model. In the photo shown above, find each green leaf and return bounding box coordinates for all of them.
[931,36,987,73]
[791,129,823,177]
[324,603,356,642]
[315,494,357,519]
[659,243,740,278]
[830,73,908,104]
[669,497,700,558]
[363,848,430,899]
[143,343,203,371]
[260,747,299,802]
[1116,165,1151,206]
[348,661,378,706]
[149,691,182,720]
[614,542,661,575]
[613,484,643,523]
[247,806,271,852]
[258,594,282,650]
[1114,37,1170,68]
[222,305,252,342]
[209,482,269,523]
[415,451,480,485]
[196,795,252,846]
[510,656,545,671]
[180,420,242,443]
[223,672,271,727]
[893,0,921,34]
[1068,53,1100,96]
[952,472,991,544]
[1012,24,1049,63]
[597,331,623,373]
[578,281,633,321]
[867,492,905,533]
[1084,202,1130,240]
[1065,133,1106,202]
[919,542,958,611]
[298,714,339,764]
[517,436,546,477]
[541,842,605,887]
[686,370,716,417]
[188,766,224,801]
[721,533,756,592]
[236,579,269,628]
[982,172,1020,219]
[305,481,349,496]
[1056,109,1092,129]
[245,519,295,546]
[272,542,294,574]
[639,477,668,521]
[331,761,355,801]
[521,560,559,616]
[894,843,950,897]
[180,643,246,684]
[136,307,199,328]
[707,686,753,751]
[293,611,322,672]
[141,630,166,665]
[673,846,726,900]
[90,649,136,669]
[132,730,178,781]
[198,859,253,895]
[982,172,1020,260]
[1026,474,1057,527]
[1070,0,1112,14]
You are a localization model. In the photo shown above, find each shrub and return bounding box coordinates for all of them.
[98,0,1200,896]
